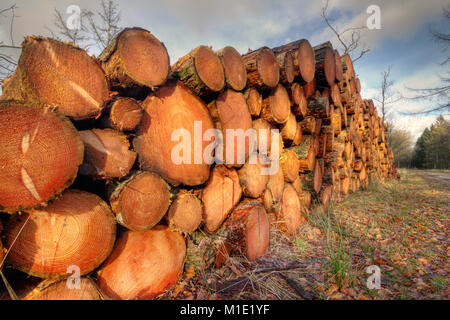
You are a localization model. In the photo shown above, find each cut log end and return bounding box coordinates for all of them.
[106,97,143,131]
[194,46,226,92]
[23,278,103,300]
[297,39,315,83]
[167,191,202,235]
[96,225,186,300]
[261,84,291,124]
[217,46,247,91]
[257,48,280,88]
[110,172,171,231]
[278,183,302,235]
[0,101,83,213]
[4,190,116,279]
[2,36,109,120]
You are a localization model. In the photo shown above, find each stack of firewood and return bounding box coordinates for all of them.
[0,27,397,300]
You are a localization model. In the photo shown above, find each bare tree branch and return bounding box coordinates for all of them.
[0,4,20,82]
[321,0,370,63]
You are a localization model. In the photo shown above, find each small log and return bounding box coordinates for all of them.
[292,122,303,146]
[297,189,312,208]
[261,188,274,212]
[4,190,116,279]
[334,50,343,82]
[244,87,263,116]
[313,43,336,87]
[289,136,317,172]
[216,46,247,91]
[223,200,270,261]
[303,79,316,98]
[79,128,137,180]
[267,164,285,204]
[272,39,315,83]
[280,149,300,183]
[22,278,103,300]
[201,165,242,233]
[242,47,280,89]
[96,225,186,300]
[289,83,307,116]
[253,118,272,155]
[281,112,298,142]
[319,184,333,212]
[207,89,253,166]
[98,27,169,90]
[134,81,215,186]
[275,183,303,235]
[171,45,225,95]
[260,84,291,124]
[167,191,202,235]
[109,171,171,231]
[275,50,295,84]
[0,101,83,213]
[2,36,109,120]
[99,97,143,131]
[340,54,355,79]
[238,154,269,198]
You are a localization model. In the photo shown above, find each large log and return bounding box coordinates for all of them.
[133,81,215,186]
[109,171,171,231]
[207,89,253,166]
[261,84,291,125]
[78,128,137,180]
[272,39,315,83]
[98,28,169,91]
[313,42,336,87]
[0,101,83,213]
[201,165,242,233]
[216,46,247,91]
[4,190,116,279]
[2,36,109,120]
[242,47,280,89]
[223,200,270,261]
[171,46,225,95]
[96,225,186,300]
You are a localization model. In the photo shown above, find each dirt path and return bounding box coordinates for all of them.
[420,170,450,188]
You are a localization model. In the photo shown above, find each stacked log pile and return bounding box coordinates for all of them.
[0,28,397,300]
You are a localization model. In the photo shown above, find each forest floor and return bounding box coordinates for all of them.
[175,169,449,300]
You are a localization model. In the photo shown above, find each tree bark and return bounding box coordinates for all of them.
[242,47,280,89]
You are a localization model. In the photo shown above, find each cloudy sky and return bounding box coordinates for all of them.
[0,0,449,141]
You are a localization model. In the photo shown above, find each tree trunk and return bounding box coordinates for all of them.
[223,200,270,261]
[272,39,315,83]
[99,28,170,91]
[109,171,171,231]
[207,89,253,166]
[79,128,137,180]
[167,190,202,235]
[2,36,110,120]
[171,46,225,95]
[275,50,295,84]
[99,97,143,131]
[242,47,280,89]
[0,101,83,213]
[216,46,247,91]
[260,84,291,124]
[4,190,116,279]
[287,84,306,117]
[201,165,242,233]
[313,43,336,88]
[96,225,186,300]
[133,81,215,186]
[280,149,300,182]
